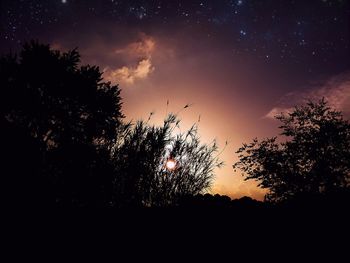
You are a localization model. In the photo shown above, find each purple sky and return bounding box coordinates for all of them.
[1,0,349,199]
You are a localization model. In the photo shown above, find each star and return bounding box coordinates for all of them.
[299,39,306,46]
[240,30,247,36]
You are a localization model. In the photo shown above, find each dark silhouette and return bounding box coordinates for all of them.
[234,99,350,203]
[2,41,349,211]
[178,193,264,210]
[1,42,221,207]
[113,114,223,207]
[1,41,123,207]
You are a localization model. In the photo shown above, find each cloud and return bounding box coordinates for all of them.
[264,107,293,119]
[104,35,156,85]
[104,58,154,84]
[265,71,350,119]
[115,35,155,58]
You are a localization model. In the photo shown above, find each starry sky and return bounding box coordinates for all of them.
[1,0,350,199]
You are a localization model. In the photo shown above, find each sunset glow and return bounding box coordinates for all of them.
[1,0,349,201]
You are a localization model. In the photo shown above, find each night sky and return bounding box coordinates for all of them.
[1,0,349,199]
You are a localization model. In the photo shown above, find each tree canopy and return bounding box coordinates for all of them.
[234,99,350,202]
[1,41,124,206]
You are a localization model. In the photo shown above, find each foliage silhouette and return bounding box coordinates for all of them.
[177,193,264,210]
[234,99,350,202]
[112,114,223,207]
[1,41,123,207]
[1,41,222,207]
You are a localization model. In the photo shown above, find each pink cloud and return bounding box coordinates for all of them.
[104,58,154,84]
[114,35,155,58]
[265,71,350,119]
[104,35,156,85]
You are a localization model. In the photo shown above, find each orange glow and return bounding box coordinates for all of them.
[70,31,279,201]
[166,159,177,171]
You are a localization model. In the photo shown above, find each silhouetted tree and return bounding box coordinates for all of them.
[234,99,350,202]
[112,114,223,207]
[1,41,223,208]
[1,41,123,206]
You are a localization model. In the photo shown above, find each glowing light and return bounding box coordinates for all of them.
[166,159,176,170]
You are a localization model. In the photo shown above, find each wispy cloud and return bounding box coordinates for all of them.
[264,107,293,119]
[114,35,155,58]
[104,58,154,84]
[104,35,156,85]
[265,71,350,119]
